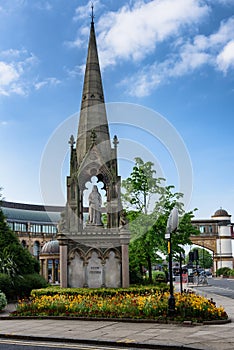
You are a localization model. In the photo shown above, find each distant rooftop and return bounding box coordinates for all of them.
[1,201,64,224]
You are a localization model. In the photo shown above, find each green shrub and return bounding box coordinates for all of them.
[13,274,48,298]
[129,269,144,285]
[216,267,231,277]
[0,291,7,310]
[0,273,14,300]
[0,210,40,276]
[31,285,169,298]
[228,269,234,276]
[153,271,166,282]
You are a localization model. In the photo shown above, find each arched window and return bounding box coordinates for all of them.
[33,241,40,258]
[21,240,27,248]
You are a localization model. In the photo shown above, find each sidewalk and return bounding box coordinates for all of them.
[0,286,233,350]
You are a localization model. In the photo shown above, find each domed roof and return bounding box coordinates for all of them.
[212,208,230,217]
[41,240,59,254]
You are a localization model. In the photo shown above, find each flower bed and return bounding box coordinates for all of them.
[11,288,228,323]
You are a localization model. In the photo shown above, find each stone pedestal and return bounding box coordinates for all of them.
[58,227,130,288]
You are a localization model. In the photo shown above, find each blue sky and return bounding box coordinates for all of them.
[0,0,234,220]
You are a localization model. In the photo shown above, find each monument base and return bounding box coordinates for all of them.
[57,228,130,288]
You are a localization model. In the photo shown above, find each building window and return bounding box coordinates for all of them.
[208,225,213,233]
[30,224,42,233]
[13,222,27,232]
[33,241,40,257]
[21,240,27,248]
[199,226,206,233]
[42,225,57,235]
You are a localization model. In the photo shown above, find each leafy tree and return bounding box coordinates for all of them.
[186,247,213,269]
[0,249,19,278]
[122,158,199,284]
[0,196,39,277]
[122,157,164,214]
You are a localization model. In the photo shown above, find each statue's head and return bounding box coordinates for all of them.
[93,185,98,191]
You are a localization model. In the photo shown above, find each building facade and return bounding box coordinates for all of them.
[191,208,234,272]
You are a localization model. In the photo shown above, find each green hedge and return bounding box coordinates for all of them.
[216,267,231,277]
[153,271,166,282]
[0,272,48,300]
[31,284,169,298]
[14,274,48,298]
[0,291,7,310]
[0,273,13,300]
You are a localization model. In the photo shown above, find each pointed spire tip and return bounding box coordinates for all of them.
[90,2,95,24]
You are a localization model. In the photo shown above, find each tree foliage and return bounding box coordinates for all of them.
[186,247,213,269]
[122,158,199,284]
[0,196,39,277]
[122,157,164,214]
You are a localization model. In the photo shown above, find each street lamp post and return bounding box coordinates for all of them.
[168,232,175,315]
[166,207,179,317]
[179,251,185,294]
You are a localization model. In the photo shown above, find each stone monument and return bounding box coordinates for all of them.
[57,10,130,288]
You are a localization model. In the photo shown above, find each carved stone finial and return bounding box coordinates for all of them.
[90,129,97,143]
[120,209,129,230]
[90,2,95,24]
[58,211,67,233]
[69,135,75,149]
[113,135,119,148]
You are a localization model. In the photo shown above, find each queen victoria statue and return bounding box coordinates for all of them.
[88,185,103,226]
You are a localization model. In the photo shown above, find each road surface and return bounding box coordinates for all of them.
[196,277,234,299]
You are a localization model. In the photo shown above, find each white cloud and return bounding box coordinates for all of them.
[66,64,85,79]
[120,65,161,97]
[0,0,27,15]
[0,47,62,96]
[70,0,209,70]
[0,49,39,96]
[0,62,19,86]
[217,40,234,73]
[34,77,61,90]
[120,14,234,97]
[0,48,27,58]
[73,0,101,21]
[70,1,234,97]
[74,2,90,20]
[208,17,234,47]
[96,0,209,68]
[65,25,90,49]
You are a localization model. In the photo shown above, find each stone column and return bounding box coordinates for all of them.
[44,259,48,282]
[40,259,44,276]
[101,261,106,287]
[120,229,131,288]
[60,245,68,288]
[121,244,129,287]
[52,259,55,283]
[83,261,89,288]
[57,234,68,288]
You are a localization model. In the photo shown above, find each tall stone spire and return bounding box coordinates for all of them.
[65,7,122,234]
[59,8,130,290]
[76,13,111,165]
